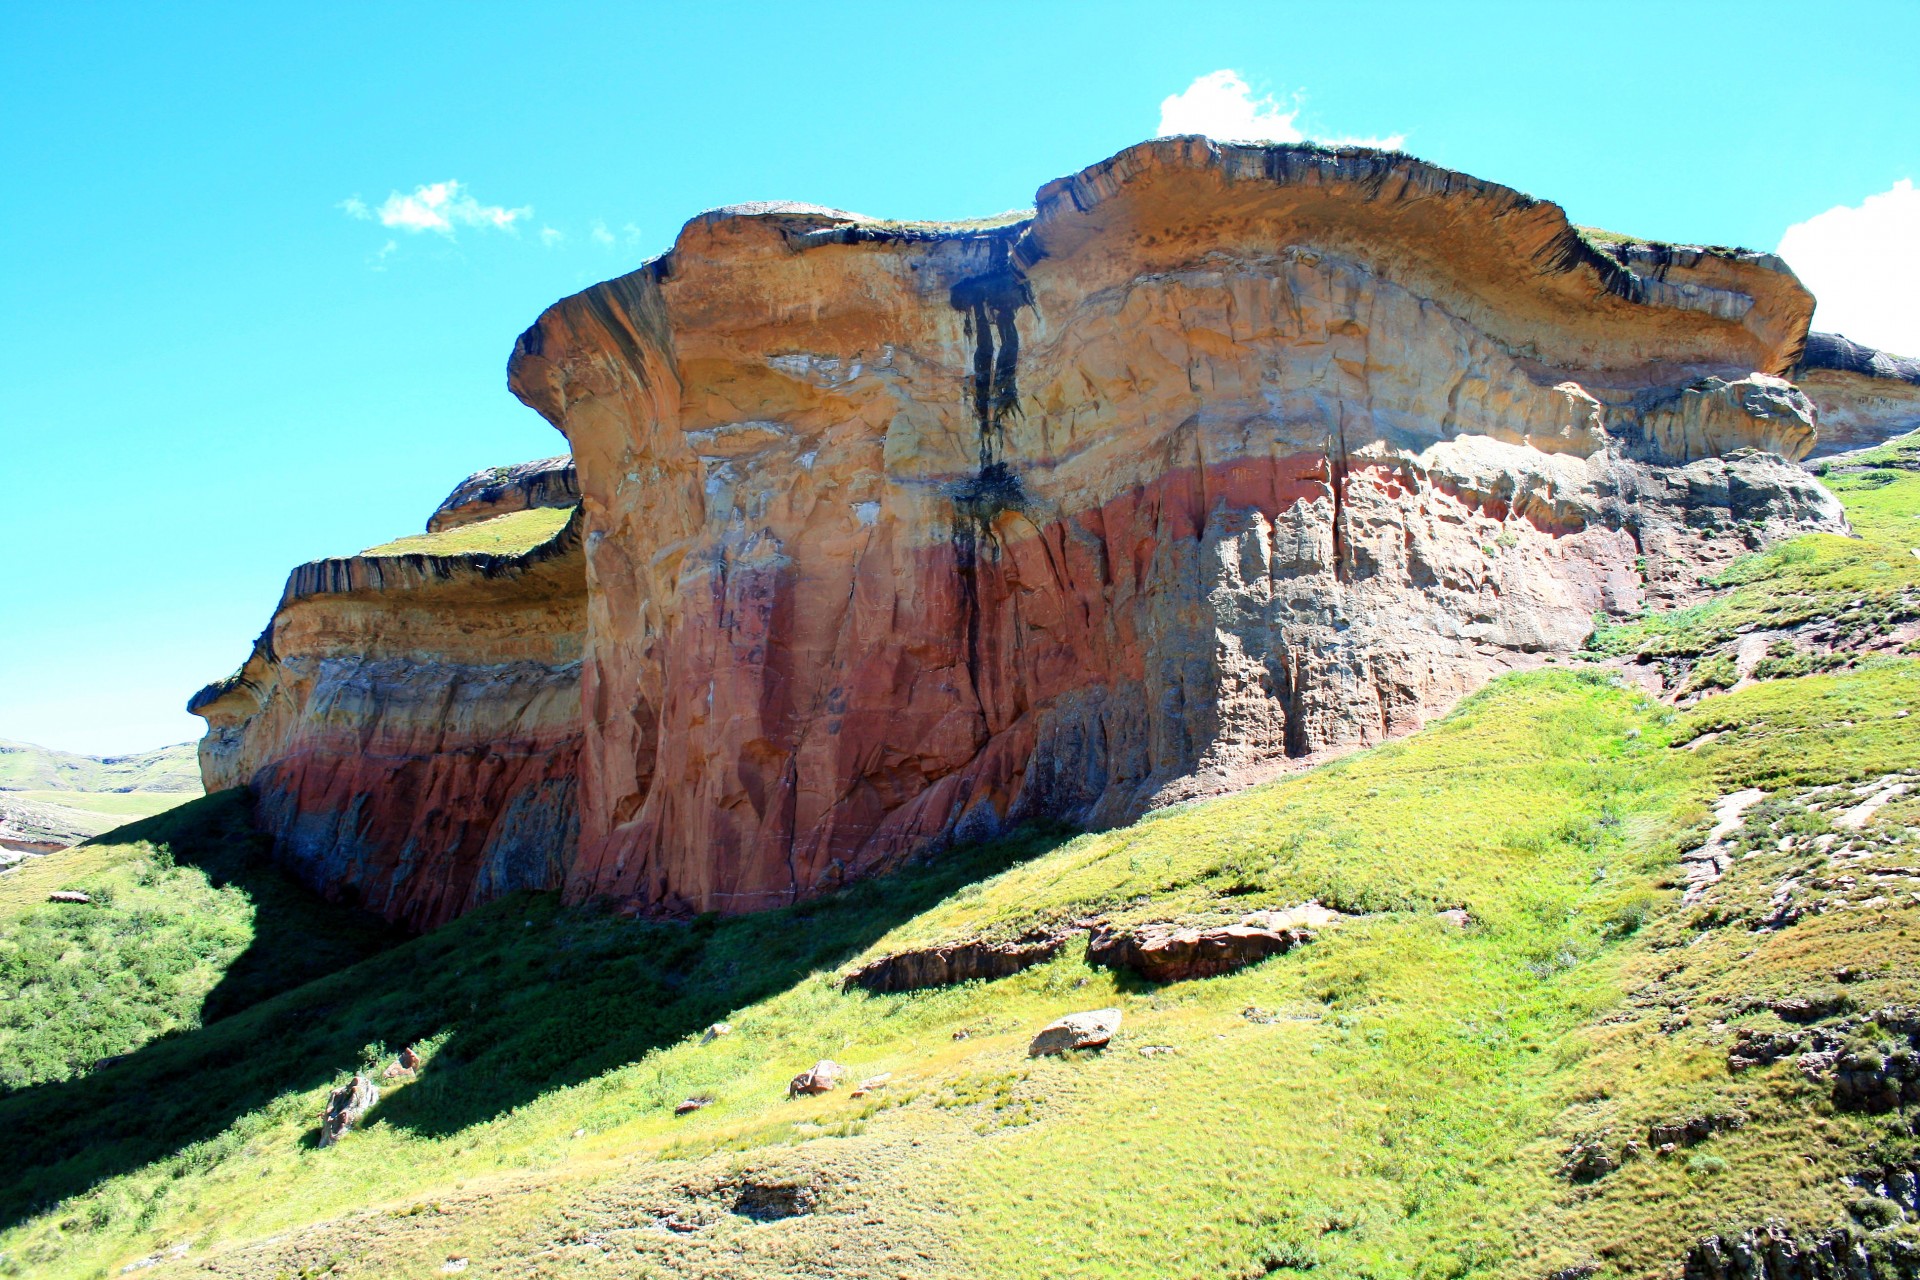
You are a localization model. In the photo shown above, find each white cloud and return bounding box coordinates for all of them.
[1159,70,1302,143]
[590,220,616,246]
[540,225,565,247]
[1156,70,1404,150]
[1779,179,1920,358]
[621,222,643,243]
[343,180,531,237]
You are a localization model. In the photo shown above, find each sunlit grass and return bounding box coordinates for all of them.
[359,505,573,558]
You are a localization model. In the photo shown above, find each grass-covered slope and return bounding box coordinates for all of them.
[0,793,397,1095]
[0,739,200,793]
[5,439,1920,1279]
[358,505,574,557]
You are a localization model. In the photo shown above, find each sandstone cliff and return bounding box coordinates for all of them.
[426,455,580,532]
[190,510,584,928]
[502,137,1844,917]
[1794,331,1920,458]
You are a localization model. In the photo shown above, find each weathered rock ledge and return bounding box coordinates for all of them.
[190,508,585,929]
[1796,332,1920,458]
[427,455,580,532]
[201,137,1858,927]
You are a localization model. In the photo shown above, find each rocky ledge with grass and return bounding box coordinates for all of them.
[189,498,585,929]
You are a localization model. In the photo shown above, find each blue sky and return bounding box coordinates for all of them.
[3,0,1917,755]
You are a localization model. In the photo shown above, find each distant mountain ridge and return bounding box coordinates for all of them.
[0,739,201,794]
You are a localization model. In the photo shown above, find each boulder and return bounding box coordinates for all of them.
[1028,1009,1122,1057]
[700,1022,732,1043]
[787,1060,845,1097]
[46,890,91,904]
[674,1096,711,1115]
[318,1074,379,1147]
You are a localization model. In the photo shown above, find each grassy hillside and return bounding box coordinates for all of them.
[0,793,398,1095]
[3,439,1918,1279]
[0,739,200,794]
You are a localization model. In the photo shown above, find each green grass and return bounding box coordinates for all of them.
[5,442,1920,1278]
[9,790,195,820]
[358,506,573,558]
[0,793,397,1094]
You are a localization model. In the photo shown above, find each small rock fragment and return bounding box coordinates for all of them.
[1028,1008,1122,1057]
[701,1022,732,1044]
[47,890,90,904]
[674,1096,711,1115]
[849,1073,892,1098]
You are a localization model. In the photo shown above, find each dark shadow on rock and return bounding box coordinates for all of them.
[0,805,1069,1229]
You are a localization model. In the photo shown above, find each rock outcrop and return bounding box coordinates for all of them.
[318,1074,379,1147]
[843,931,1075,993]
[1087,903,1339,982]
[190,507,585,929]
[427,455,580,532]
[194,139,1859,928]
[1796,332,1920,458]
[504,137,1845,918]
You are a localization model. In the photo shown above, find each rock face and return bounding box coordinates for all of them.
[189,509,585,930]
[504,137,1845,918]
[427,455,581,532]
[1796,332,1920,458]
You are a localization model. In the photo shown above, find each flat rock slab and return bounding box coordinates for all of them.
[1029,1008,1122,1057]
[844,933,1072,994]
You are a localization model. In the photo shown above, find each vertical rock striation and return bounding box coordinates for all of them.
[501,137,1845,917]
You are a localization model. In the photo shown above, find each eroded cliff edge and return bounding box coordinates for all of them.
[503,136,1846,917]
[190,511,585,928]
[1795,331,1920,458]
